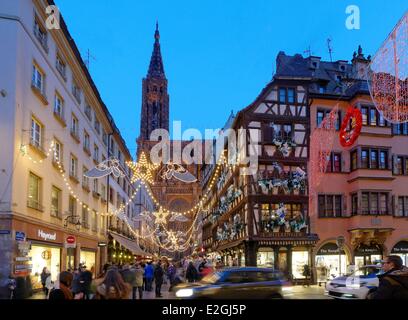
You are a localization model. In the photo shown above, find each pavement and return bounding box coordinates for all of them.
[29,284,328,300]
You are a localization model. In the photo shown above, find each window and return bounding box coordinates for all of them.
[82,206,89,228]
[352,194,358,215]
[30,117,43,148]
[379,113,386,127]
[93,144,99,162]
[56,54,66,78]
[72,81,81,104]
[94,118,101,134]
[33,16,47,50]
[393,123,408,135]
[53,139,63,163]
[361,193,369,214]
[396,157,403,175]
[318,195,343,218]
[93,179,98,193]
[317,111,324,127]
[84,131,90,152]
[370,108,377,126]
[397,197,408,217]
[326,152,342,173]
[85,104,92,121]
[109,187,114,204]
[361,150,368,168]
[318,85,326,93]
[379,151,388,169]
[28,172,42,210]
[71,115,79,138]
[361,107,368,125]
[351,150,357,171]
[287,88,296,103]
[70,155,78,178]
[92,210,97,232]
[109,138,115,156]
[101,185,106,201]
[117,151,122,164]
[54,92,64,119]
[370,150,378,169]
[51,186,61,218]
[279,88,286,103]
[32,64,45,94]
[100,215,105,233]
[82,167,89,189]
[68,196,77,216]
[103,131,108,146]
[361,192,388,215]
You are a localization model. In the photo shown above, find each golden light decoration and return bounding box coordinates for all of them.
[127,152,159,184]
[153,206,170,225]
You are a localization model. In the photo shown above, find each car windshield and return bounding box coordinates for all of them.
[347,267,381,277]
[200,271,222,284]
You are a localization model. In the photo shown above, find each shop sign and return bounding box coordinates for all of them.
[355,244,381,255]
[15,256,32,262]
[65,235,76,248]
[391,241,408,254]
[66,235,76,244]
[98,242,107,247]
[15,231,25,241]
[317,243,345,255]
[15,264,32,270]
[38,229,57,241]
[17,241,31,256]
[0,230,11,235]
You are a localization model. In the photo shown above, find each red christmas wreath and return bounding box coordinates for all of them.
[339,107,362,147]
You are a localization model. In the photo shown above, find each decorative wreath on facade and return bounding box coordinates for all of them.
[339,107,362,147]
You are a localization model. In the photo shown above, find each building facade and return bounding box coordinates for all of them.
[0,0,138,296]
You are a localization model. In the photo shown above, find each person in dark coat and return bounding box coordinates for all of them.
[40,267,51,297]
[79,264,93,299]
[186,262,198,283]
[167,262,176,291]
[154,261,164,298]
[368,255,408,299]
[49,272,83,300]
[71,268,81,295]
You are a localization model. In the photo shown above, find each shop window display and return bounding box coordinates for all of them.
[257,249,274,268]
[80,250,96,276]
[315,254,348,280]
[291,251,309,279]
[30,245,61,290]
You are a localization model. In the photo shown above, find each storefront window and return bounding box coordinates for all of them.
[30,244,61,290]
[292,251,309,279]
[257,249,274,268]
[80,250,96,276]
[391,241,408,266]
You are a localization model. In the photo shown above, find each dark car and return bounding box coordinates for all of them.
[174,267,285,299]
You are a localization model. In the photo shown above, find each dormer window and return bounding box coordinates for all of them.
[318,85,326,94]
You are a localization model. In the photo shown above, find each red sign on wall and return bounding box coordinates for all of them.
[66,235,76,244]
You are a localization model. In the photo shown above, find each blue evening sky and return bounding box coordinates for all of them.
[56,0,407,155]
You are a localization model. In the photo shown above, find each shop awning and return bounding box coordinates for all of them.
[109,231,150,256]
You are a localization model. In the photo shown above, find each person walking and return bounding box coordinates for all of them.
[186,262,198,283]
[49,272,84,300]
[144,261,154,292]
[40,267,51,297]
[368,255,408,299]
[154,261,164,298]
[79,264,93,299]
[131,263,144,299]
[71,268,81,295]
[167,262,176,291]
[95,268,130,299]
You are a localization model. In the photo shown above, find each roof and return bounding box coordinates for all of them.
[147,22,166,79]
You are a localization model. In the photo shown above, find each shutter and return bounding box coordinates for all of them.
[391,195,395,216]
[392,155,397,175]
[343,194,347,217]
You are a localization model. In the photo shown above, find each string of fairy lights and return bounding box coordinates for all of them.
[20,141,232,252]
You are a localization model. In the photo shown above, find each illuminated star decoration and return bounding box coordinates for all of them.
[127,152,159,184]
[152,207,170,225]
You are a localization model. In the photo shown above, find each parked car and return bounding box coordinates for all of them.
[174,267,285,299]
[326,265,382,299]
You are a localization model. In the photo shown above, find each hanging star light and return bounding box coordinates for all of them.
[127,151,159,184]
[152,207,170,225]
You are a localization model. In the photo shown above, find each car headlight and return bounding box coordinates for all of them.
[175,288,194,298]
[347,282,367,289]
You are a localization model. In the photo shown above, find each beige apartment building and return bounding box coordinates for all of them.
[0,0,145,296]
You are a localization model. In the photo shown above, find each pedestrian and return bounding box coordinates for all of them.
[40,267,51,297]
[131,263,144,299]
[368,255,408,299]
[79,264,93,299]
[154,260,164,298]
[95,268,131,299]
[71,268,81,295]
[167,262,176,291]
[120,264,135,295]
[49,271,84,300]
[144,261,154,291]
[141,262,146,291]
[186,262,198,283]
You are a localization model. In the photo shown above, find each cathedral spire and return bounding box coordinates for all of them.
[147,21,165,79]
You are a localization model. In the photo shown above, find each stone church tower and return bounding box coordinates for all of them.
[137,24,202,256]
